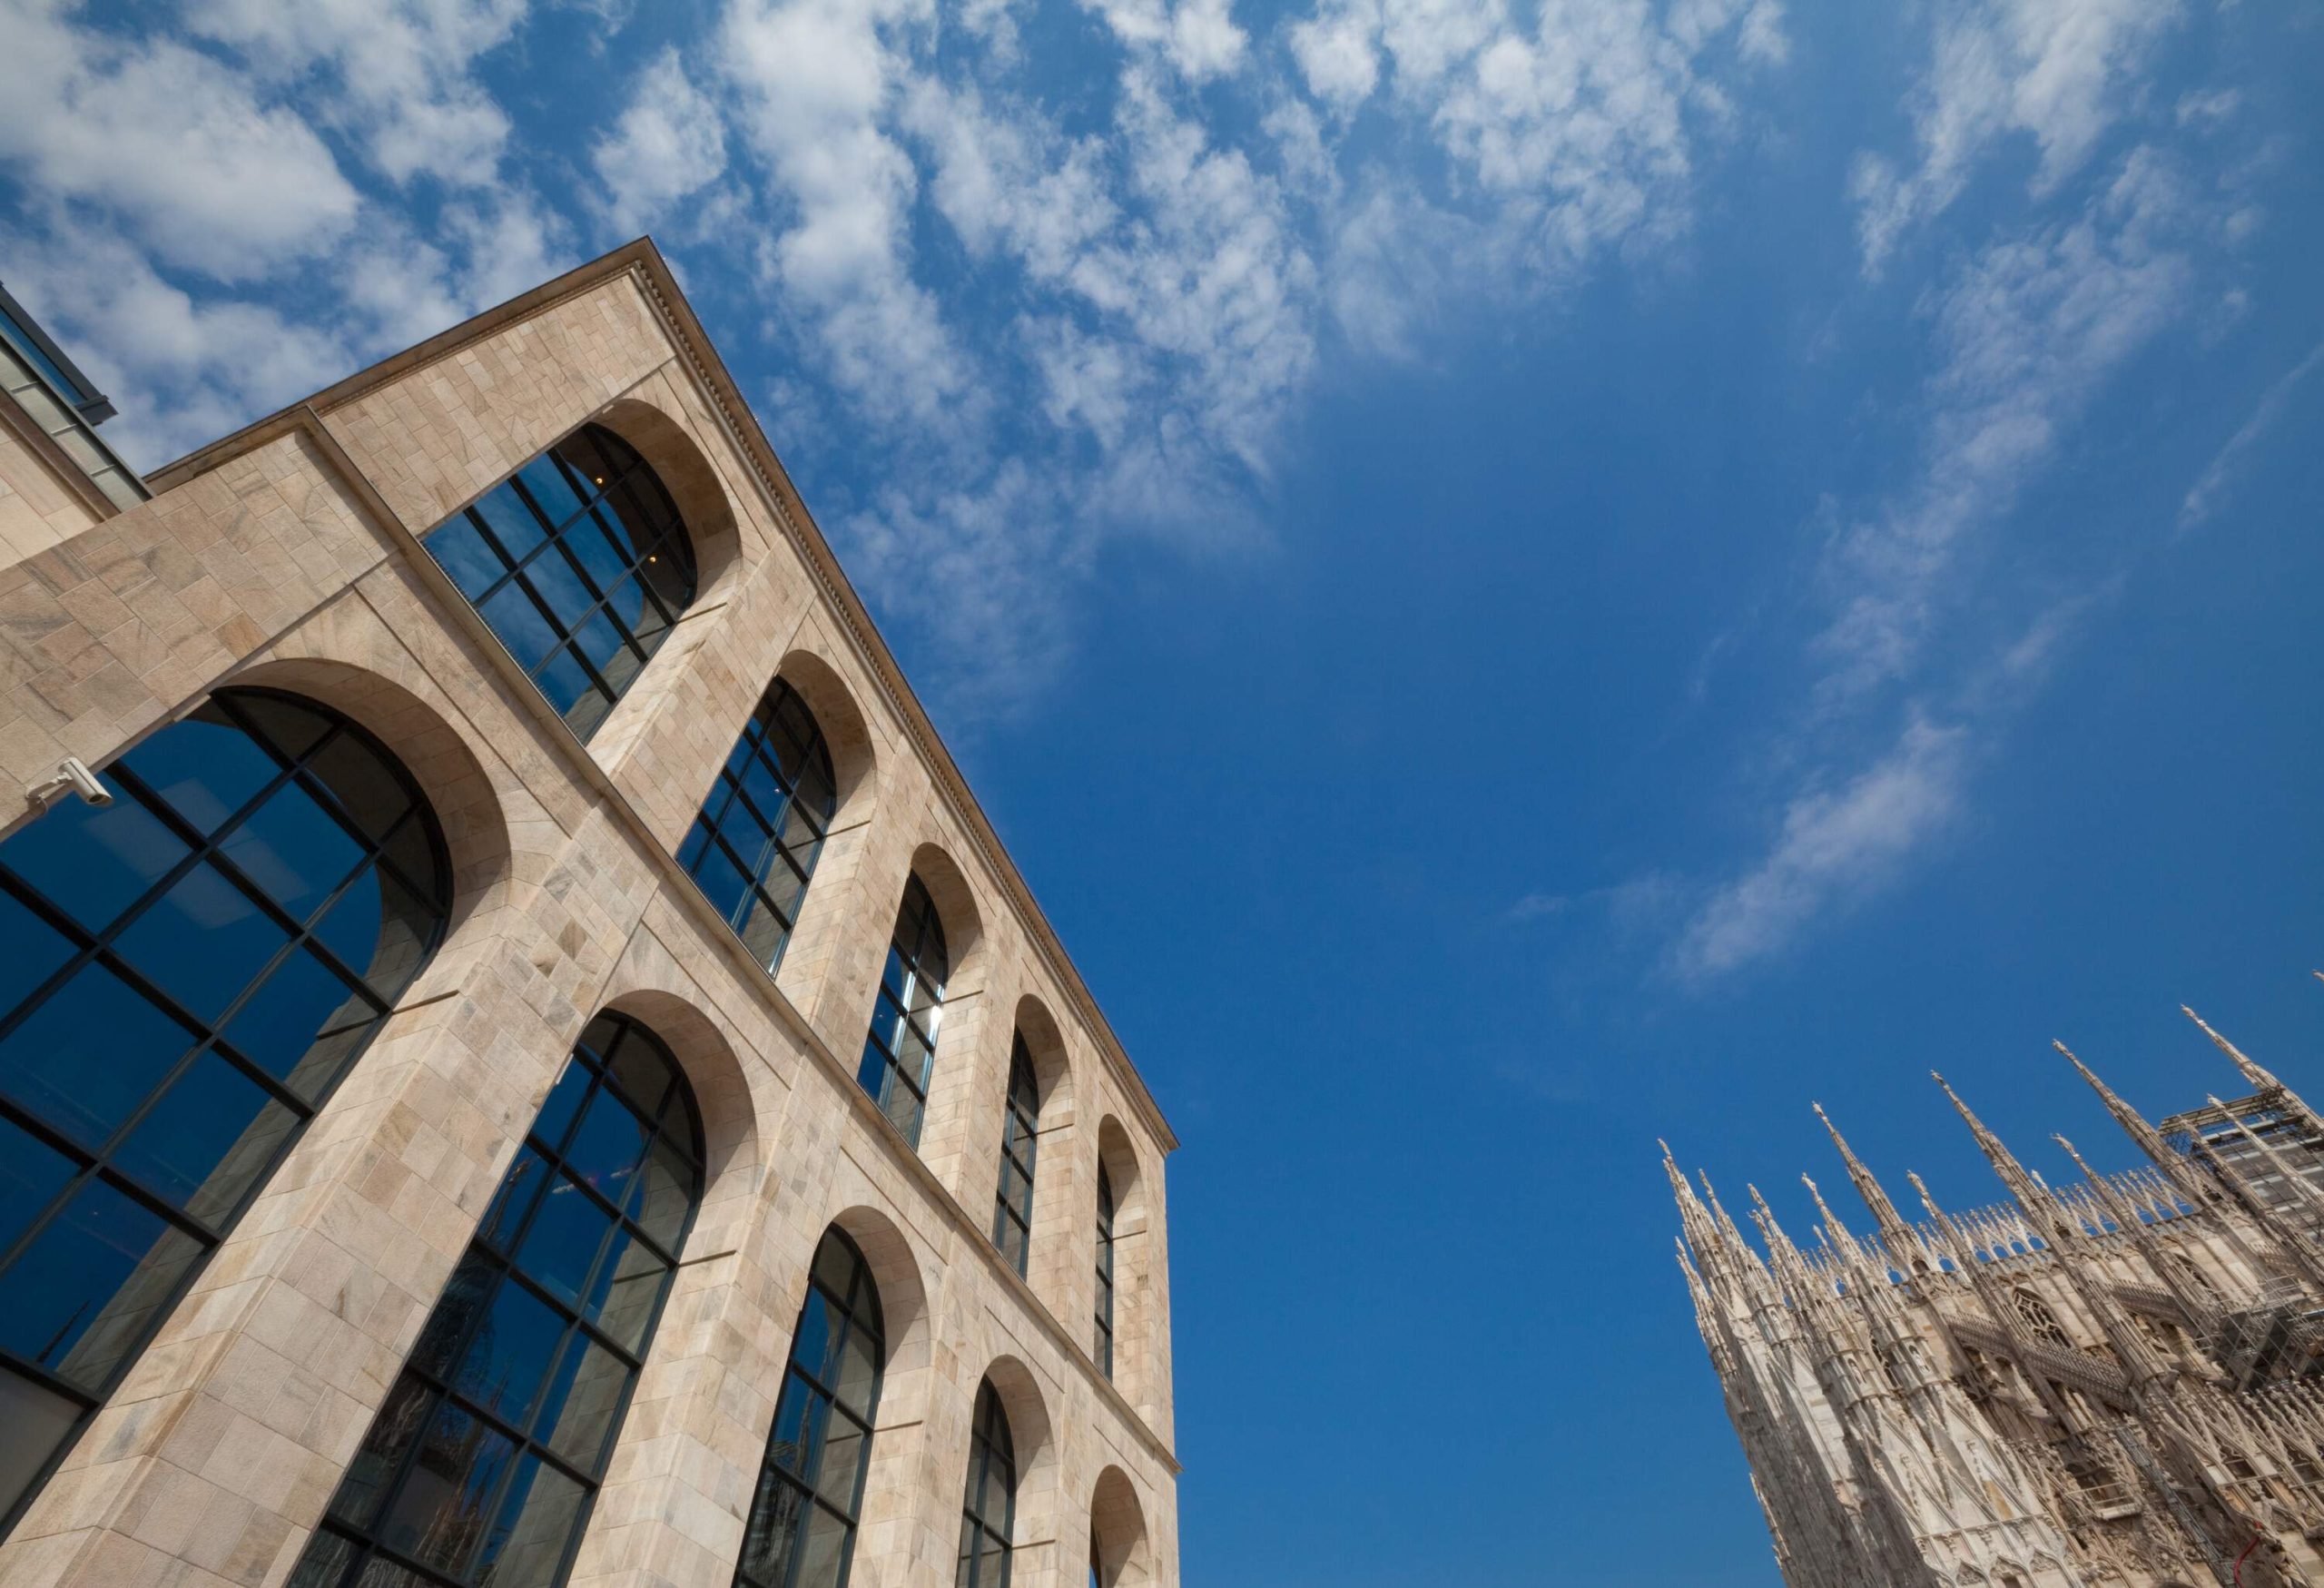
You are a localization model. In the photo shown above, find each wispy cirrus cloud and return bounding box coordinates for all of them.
[1655,51,2231,983]
[1816,146,2196,706]
[2178,338,2324,531]
[1675,715,1969,981]
[0,0,1790,718]
[1849,0,2183,274]
[701,0,1786,714]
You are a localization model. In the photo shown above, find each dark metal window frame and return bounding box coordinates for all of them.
[0,279,113,419]
[734,1228,886,1588]
[1094,1164,1117,1381]
[422,423,697,741]
[990,1035,1039,1277]
[857,875,949,1149]
[295,1011,704,1588]
[679,678,837,974]
[0,687,451,1536]
[956,1379,1016,1588]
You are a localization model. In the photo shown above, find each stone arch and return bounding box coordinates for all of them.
[1012,992,1073,1119]
[1096,1115,1151,1406]
[1090,1465,1152,1587]
[772,646,880,825]
[975,1352,1060,1556]
[906,840,988,994]
[596,981,760,1256]
[211,655,515,950]
[1097,1115,1147,1229]
[588,393,745,607]
[1007,995,1076,1319]
[826,1203,933,1414]
[905,841,997,1179]
[816,1200,938,1588]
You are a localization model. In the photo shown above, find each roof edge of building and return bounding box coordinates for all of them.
[148,237,1179,1155]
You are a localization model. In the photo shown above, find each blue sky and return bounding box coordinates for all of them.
[5,0,2323,1581]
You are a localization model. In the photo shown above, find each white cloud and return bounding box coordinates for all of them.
[1275,0,1787,281]
[1851,0,2181,272]
[1169,0,1249,80]
[1654,145,2205,985]
[185,0,528,186]
[0,4,359,280]
[592,48,731,236]
[723,0,972,433]
[1817,147,2194,702]
[1287,0,1382,109]
[2,222,354,466]
[2178,338,2324,531]
[1324,181,1464,360]
[1674,716,1970,981]
[1079,0,1249,82]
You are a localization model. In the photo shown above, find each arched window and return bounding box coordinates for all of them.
[858,875,948,1148]
[1088,1525,1101,1588]
[956,1380,1016,1588]
[679,679,836,973]
[422,423,696,740]
[0,689,449,1528]
[290,1011,702,1588]
[990,1035,1039,1277]
[734,1228,884,1588]
[1094,1165,1117,1380]
[2012,1287,2071,1349]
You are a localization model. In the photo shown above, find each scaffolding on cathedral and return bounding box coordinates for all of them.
[1673,988,2324,1588]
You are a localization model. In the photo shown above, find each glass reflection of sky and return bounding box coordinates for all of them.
[0,689,448,1527]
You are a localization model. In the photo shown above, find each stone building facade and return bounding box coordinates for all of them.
[0,242,1177,1588]
[1674,997,2324,1587]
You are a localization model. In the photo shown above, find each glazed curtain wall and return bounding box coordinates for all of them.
[290,1011,704,1588]
[857,876,949,1149]
[734,1228,885,1588]
[678,679,837,974]
[0,690,451,1532]
[421,423,696,742]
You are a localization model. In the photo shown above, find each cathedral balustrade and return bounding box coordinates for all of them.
[1953,1316,2135,1412]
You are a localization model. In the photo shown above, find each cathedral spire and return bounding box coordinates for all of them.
[1663,1139,1722,1261]
[1939,1072,2177,1390]
[2053,1038,2239,1222]
[1813,1102,1921,1270]
[1748,1182,1817,1299]
[1932,1070,2049,1216]
[1798,1172,1853,1262]
[1700,1168,1756,1258]
[2184,1004,2317,1128]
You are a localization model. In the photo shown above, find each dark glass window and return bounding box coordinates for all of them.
[1094,1166,1116,1382]
[954,1380,1015,1588]
[734,1228,883,1588]
[1088,1527,1101,1588]
[678,681,836,974]
[856,877,948,1149]
[990,1037,1039,1277]
[290,1011,703,1588]
[0,689,450,1531]
[422,423,696,741]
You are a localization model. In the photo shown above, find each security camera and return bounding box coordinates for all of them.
[62,757,111,807]
[27,756,112,811]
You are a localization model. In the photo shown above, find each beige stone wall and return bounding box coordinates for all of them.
[0,254,1178,1588]
[0,403,106,564]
